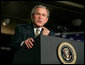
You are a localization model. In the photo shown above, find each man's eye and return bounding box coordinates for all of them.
[36,13,40,15]
[42,14,45,16]
[42,14,46,17]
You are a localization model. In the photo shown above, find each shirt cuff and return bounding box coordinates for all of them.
[20,41,25,46]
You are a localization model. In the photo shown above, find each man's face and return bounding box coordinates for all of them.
[32,8,48,28]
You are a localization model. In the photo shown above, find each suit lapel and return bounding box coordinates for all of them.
[23,23,35,40]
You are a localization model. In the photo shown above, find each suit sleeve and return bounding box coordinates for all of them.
[11,25,23,52]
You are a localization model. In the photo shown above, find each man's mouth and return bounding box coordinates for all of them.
[37,20,42,23]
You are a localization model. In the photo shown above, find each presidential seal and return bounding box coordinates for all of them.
[58,42,77,64]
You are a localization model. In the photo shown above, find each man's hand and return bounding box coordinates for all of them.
[24,38,34,49]
[42,27,50,36]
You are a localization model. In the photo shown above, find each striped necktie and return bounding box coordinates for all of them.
[35,28,40,37]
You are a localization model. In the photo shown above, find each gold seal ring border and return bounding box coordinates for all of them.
[58,42,77,64]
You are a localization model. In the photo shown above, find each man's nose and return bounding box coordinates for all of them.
[39,15,42,19]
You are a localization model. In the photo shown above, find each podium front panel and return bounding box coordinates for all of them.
[41,35,84,64]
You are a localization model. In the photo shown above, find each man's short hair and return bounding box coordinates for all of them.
[31,5,50,18]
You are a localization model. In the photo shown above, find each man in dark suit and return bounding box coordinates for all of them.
[11,5,55,64]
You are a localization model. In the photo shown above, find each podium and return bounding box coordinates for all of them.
[13,35,84,64]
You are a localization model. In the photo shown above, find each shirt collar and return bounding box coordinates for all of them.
[33,24,43,35]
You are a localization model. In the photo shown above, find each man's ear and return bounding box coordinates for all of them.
[31,14,34,21]
[45,18,48,24]
[46,18,48,22]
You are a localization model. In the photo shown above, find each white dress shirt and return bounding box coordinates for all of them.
[34,27,42,36]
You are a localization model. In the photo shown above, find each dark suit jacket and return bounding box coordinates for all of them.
[11,23,55,64]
